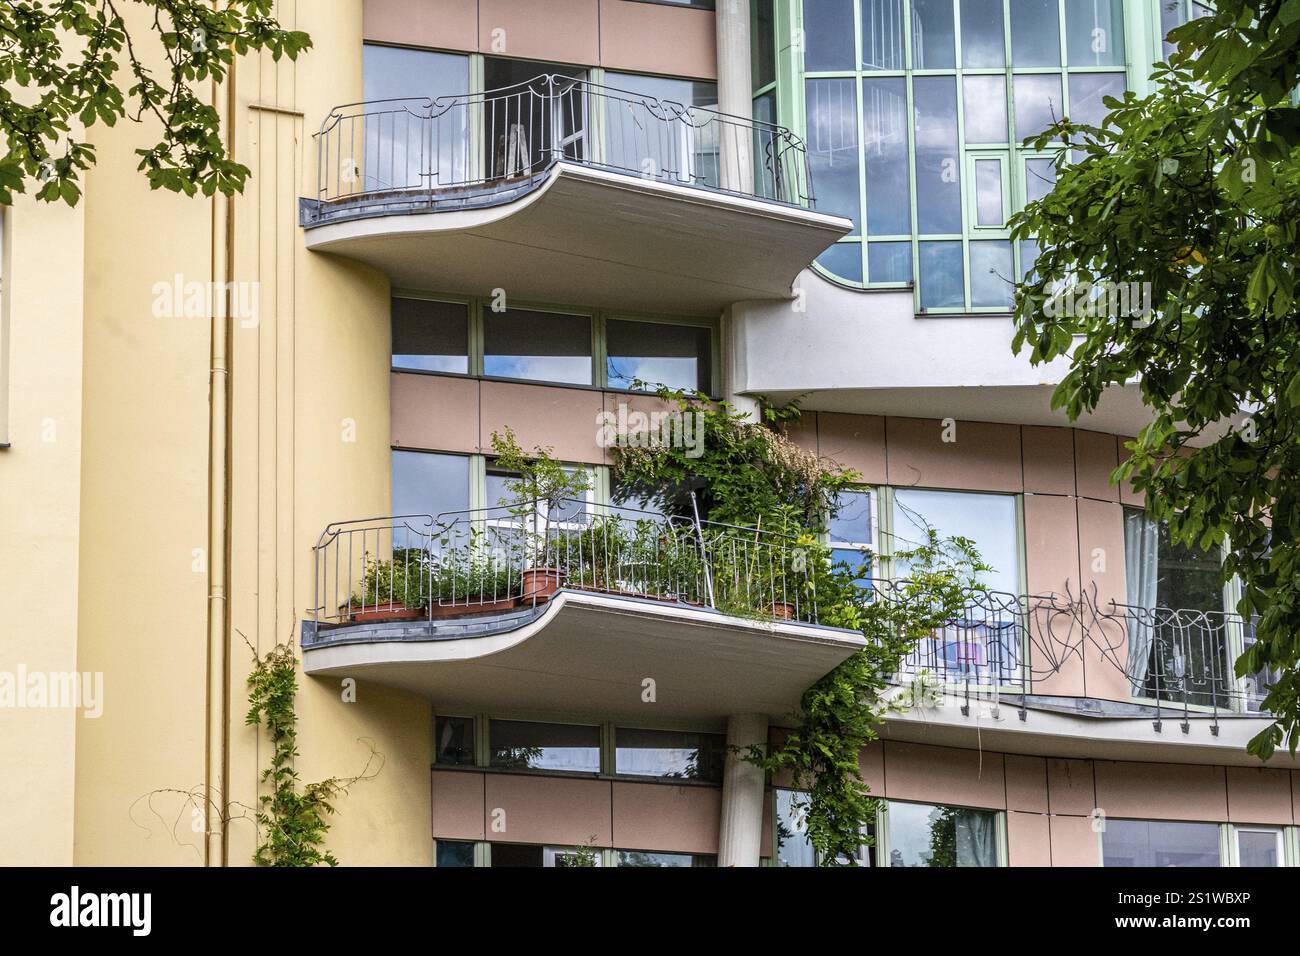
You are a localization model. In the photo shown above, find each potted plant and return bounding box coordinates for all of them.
[349,551,429,623]
[427,531,522,617]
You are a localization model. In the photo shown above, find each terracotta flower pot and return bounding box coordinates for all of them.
[521,567,565,601]
[767,601,797,621]
[349,601,424,624]
[429,595,520,618]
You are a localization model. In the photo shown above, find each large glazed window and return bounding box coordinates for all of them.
[613,727,726,783]
[605,318,713,393]
[883,800,1002,866]
[483,308,593,385]
[1102,819,1222,867]
[488,719,601,774]
[602,72,720,189]
[796,0,1128,307]
[390,451,471,522]
[891,488,1020,593]
[391,296,469,373]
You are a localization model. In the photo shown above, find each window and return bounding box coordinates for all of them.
[883,800,1001,866]
[489,719,601,773]
[1233,826,1283,868]
[482,57,588,178]
[488,843,602,866]
[1123,509,1229,706]
[828,488,875,587]
[774,789,818,866]
[606,319,712,393]
[601,72,720,189]
[434,715,475,766]
[391,297,469,373]
[483,308,592,385]
[891,488,1020,593]
[616,850,716,866]
[435,839,475,867]
[1102,819,1221,867]
[1160,0,1213,59]
[391,451,471,522]
[614,727,726,783]
[799,0,1128,304]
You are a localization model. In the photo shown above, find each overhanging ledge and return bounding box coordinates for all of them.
[300,163,852,314]
[301,590,865,724]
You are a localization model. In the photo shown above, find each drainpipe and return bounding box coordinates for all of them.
[205,55,237,868]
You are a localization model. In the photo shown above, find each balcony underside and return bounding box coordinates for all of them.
[301,162,852,313]
[301,590,865,723]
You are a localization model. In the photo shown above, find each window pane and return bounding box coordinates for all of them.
[1024,156,1056,203]
[970,239,1013,307]
[861,0,906,70]
[489,720,601,773]
[1018,238,1041,281]
[973,161,1005,227]
[775,790,817,866]
[1160,0,1183,58]
[918,240,964,310]
[1068,71,1125,129]
[805,79,862,234]
[962,75,1009,144]
[913,76,961,233]
[1238,829,1281,868]
[392,297,469,373]
[436,840,476,867]
[910,0,956,69]
[893,488,1019,593]
[862,77,911,235]
[617,850,716,867]
[490,843,545,867]
[886,801,1000,867]
[484,309,592,384]
[1065,0,1126,67]
[1102,820,1221,867]
[1010,0,1061,66]
[830,489,873,544]
[751,0,776,88]
[614,727,725,783]
[869,241,913,282]
[603,72,719,187]
[391,451,471,522]
[606,319,711,394]
[803,0,856,70]
[816,241,864,282]
[435,715,475,766]
[1013,73,1064,140]
[961,0,1006,67]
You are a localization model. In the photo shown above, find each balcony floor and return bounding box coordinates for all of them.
[301,162,852,314]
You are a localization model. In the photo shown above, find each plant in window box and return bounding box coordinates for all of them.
[426,530,523,616]
[489,428,592,603]
[349,550,430,622]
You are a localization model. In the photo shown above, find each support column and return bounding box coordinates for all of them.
[715,0,755,195]
[718,712,768,867]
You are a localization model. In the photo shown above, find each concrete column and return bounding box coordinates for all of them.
[718,712,769,866]
[715,0,755,195]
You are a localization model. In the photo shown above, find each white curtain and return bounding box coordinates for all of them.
[955,809,998,867]
[1124,510,1160,690]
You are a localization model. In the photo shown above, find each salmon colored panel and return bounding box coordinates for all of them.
[481,381,606,466]
[884,417,1022,493]
[760,790,774,859]
[599,0,717,78]
[815,413,887,485]
[860,742,885,793]
[783,410,819,457]
[1007,810,1052,866]
[478,0,600,65]
[1226,767,1294,825]
[601,390,686,468]
[431,770,486,840]
[882,741,1006,809]
[1076,498,1131,702]
[769,726,797,790]
[391,372,480,454]
[1005,755,1048,813]
[1024,494,1085,697]
[363,0,478,52]
[1050,814,1100,866]
[1094,761,1228,822]
[1116,436,1143,506]
[1046,758,1096,816]
[1074,430,1120,502]
[1021,426,1075,496]
[612,782,721,854]
[483,773,614,846]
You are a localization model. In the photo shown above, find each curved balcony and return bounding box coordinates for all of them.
[300,501,865,722]
[298,76,852,313]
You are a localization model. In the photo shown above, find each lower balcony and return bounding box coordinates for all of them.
[300,503,865,722]
[298,75,851,313]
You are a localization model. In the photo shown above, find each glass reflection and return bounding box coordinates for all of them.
[913,76,961,233]
[893,488,1019,593]
[804,0,857,70]
[886,801,999,867]
[1010,0,1061,66]
[606,319,711,393]
[960,0,1006,67]
[805,78,862,234]
[969,239,1013,307]
[617,850,716,867]
[489,720,601,773]
[862,77,910,235]
[1102,820,1221,867]
[1013,73,1064,140]
[861,0,906,70]
[1068,72,1126,128]
[483,308,592,385]
[973,161,1005,227]
[918,240,964,310]
[775,790,818,867]
[962,75,1008,144]
[910,0,956,69]
[1065,0,1126,67]
[391,297,468,373]
[868,241,913,282]
[614,728,725,783]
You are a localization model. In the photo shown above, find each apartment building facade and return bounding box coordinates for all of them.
[2,0,1296,868]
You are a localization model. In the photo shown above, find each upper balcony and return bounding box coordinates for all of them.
[298,75,852,313]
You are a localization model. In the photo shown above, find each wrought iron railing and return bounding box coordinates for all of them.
[311,500,819,628]
[304,74,814,224]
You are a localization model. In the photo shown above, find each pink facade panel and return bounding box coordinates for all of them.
[1050,814,1100,866]
[478,0,601,66]
[1021,426,1075,495]
[611,782,721,854]
[882,741,1006,809]
[483,773,614,846]
[1226,766,1294,825]
[884,417,1023,493]
[859,742,885,793]
[599,0,717,78]
[431,770,486,840]
[364,0,478,52]
[1075,497,1131,701]
[783,410,820,457]
[1024,494,1086,697]
[817,413,887,485]
[1074,430,1121,502]
[1093,761,1228,822]
[1046,758,1097,816]
[1007,811,1052,866]
[1004,755,1049,813]
[391,372,480,454]
[480,380,606,466]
